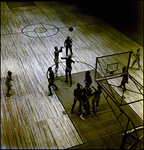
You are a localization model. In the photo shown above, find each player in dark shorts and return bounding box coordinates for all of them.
[71,83,83,116]
[84,71,92,87]
[118,67,128,91]
[47,67,58,96]
[64,36,73,56]
[92,84,102,115]
[61,55,75,87]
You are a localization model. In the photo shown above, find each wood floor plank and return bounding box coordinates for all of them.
[42,119,59,148]
[22,125,38,149]
[14,128,24,149]
[1,131,11,149]
[6,128,18,149]
[10,98,23,128]
[32,121,51,148]
[64,116,83,145]
[17,126,30,149]
[1,104,7,131]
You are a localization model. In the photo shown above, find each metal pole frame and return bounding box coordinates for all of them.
[96,79,142,149]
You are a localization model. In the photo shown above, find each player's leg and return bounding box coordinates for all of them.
[71,97,77,113]
[69,70,72,87]
[65,69,68,83]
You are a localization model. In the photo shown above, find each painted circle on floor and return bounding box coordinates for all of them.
[34,27,47,33]
[22,23,59,38]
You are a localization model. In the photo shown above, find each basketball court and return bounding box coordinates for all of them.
[1,1,143,149]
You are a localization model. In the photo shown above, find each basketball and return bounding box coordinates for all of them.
[69,27,73,32]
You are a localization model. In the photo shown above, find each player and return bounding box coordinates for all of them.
[54,46,63,76]
[84,71,92,87]
[64,36,73,56]
[71,83,83,116]
[5,71,13,97]
[130,48,141,70]
[47,67,58,96]
[61,55,75,87]
[118,67,128,91]
[91,84,102,115]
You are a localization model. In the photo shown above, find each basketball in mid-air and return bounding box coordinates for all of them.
[69,27,73,32]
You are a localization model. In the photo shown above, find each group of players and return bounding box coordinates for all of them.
[47,36,75,95]
[48,65,102,120]
[71,71,102,120]
[47,36,103,120]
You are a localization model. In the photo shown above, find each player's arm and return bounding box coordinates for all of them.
[61,57,67,59]
[64,40,67,47]
[58,46,63,53]
[70,41,72,46]
[71,59,75,63]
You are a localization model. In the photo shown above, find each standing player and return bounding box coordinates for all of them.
[61,55,75,87]
[91,84,102,115]
[84,71,92,87]
[118,67,128,91]
[5,70,13,97]
[54,46,63,76]
[71,83,83,116]
[130,48,141,70]
[82,85,93,117]
[47,67,58,96]
[64,36,73,56]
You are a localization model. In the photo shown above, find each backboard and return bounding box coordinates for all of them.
[95,51,133,81]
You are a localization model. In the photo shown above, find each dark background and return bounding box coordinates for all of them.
[73,1,143,25]
[65,1,143,46]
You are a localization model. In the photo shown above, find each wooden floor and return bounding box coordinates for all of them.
[1,1,143,149]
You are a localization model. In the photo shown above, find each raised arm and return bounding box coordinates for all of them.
[59,46,64,52]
